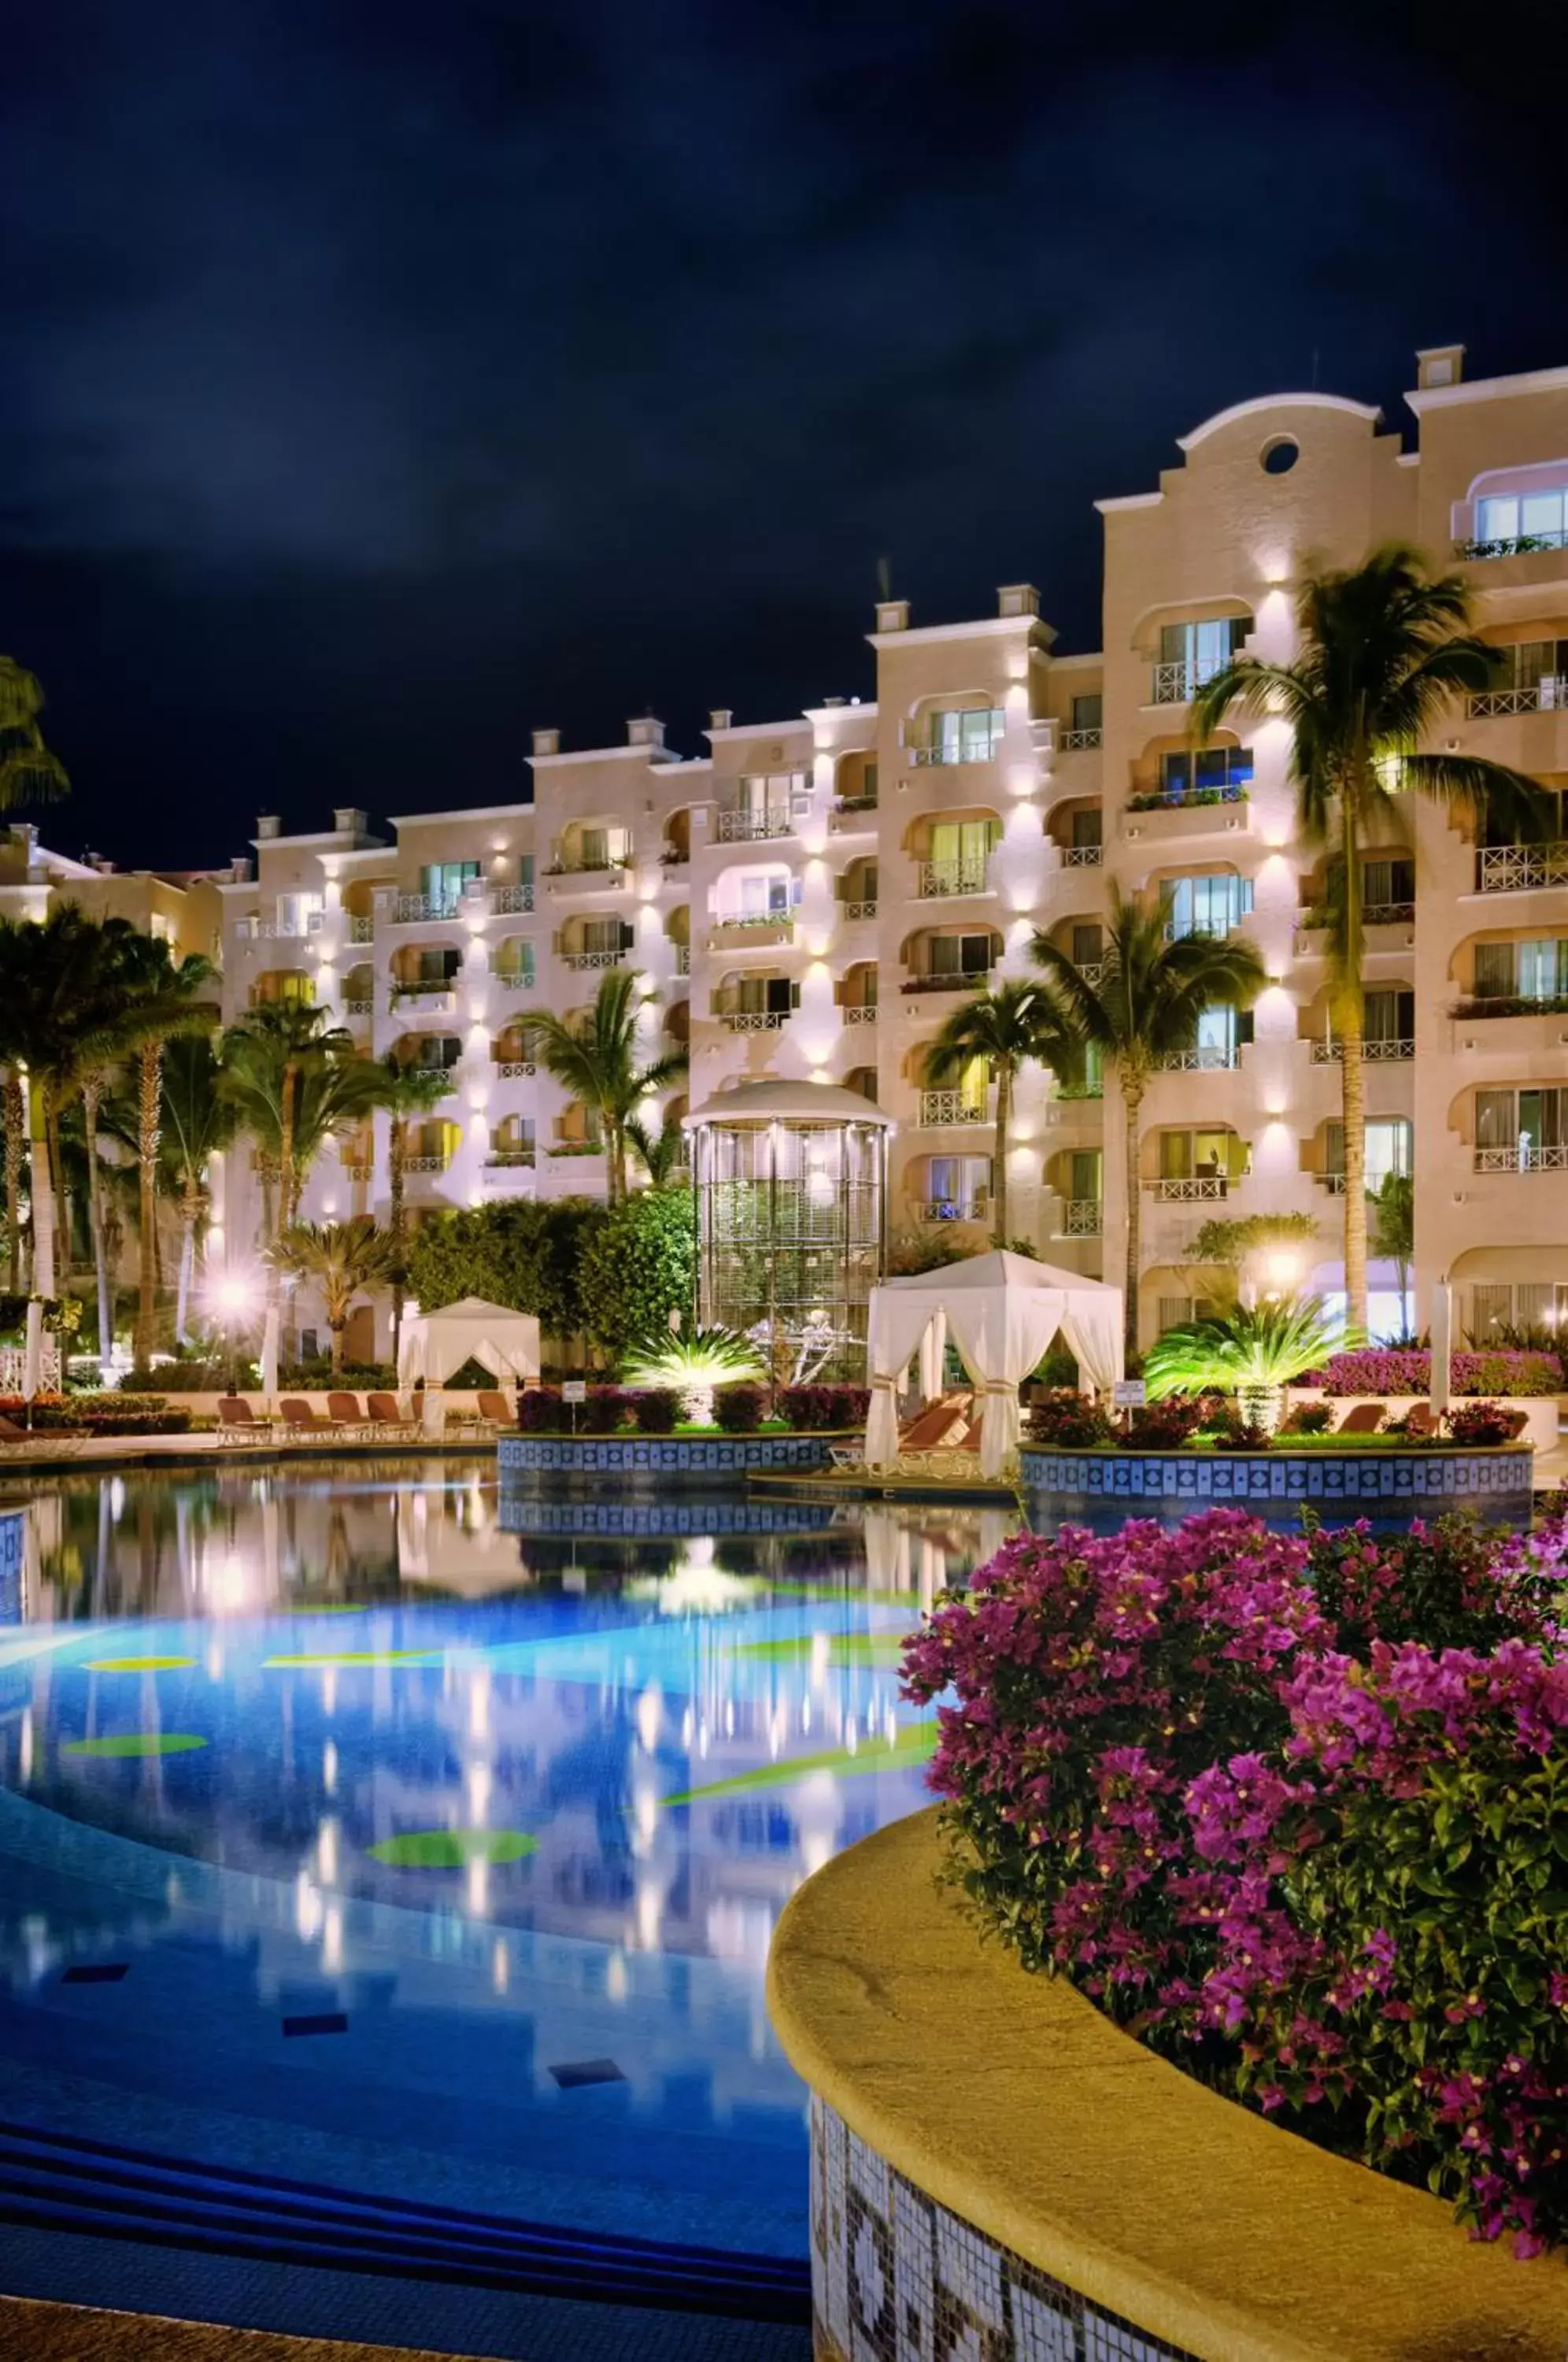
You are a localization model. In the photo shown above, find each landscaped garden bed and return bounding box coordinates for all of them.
[497,1380,871,1484]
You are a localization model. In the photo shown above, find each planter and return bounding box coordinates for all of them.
[1019,1441,1534,1532]
[1236,1381,1283,1434]
[497,1430,845,1488]
[767,1811,1568,2362]
[1286,1389,1560,1455]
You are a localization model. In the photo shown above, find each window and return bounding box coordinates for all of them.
[926,932,994,977]
[1484,639,1568,694]
[421,861,479,906]
[927,708,1004,764]
[1193,1004,1252,1063]
[926,818,1000,883]
[1068,1150,1102,1201]
[518,854,534,887]
[1470,1279,1568,1335]
[1476,488,1568,549]
[1159,1128,1237,1180]
[409,1037,460,1072]
[495,942,534,986]
[1158,747,1254,797]
[1158,617,1248,684]
[1071,922,1103,965]
[1474,939,1568,1000]
[581,916,625,954]
[927,1155,989,1212]
[845,1066,878,1102]
[863,762,878,801]
[1326,1118,1413,1187]
[1071,808,1103,850]
[1361,857,1415,913]
[1476,1087,1568,1158]
[1071,694,1103,733]
[412,947,460,984]
[740,772,804,823]
[1363,987,1415,1042]
[1164,873,1253,939]
[276,891,324,937]
[738,873,794,919]
[1158,1295,1226,1333]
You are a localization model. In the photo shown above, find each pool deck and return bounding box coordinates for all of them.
[0,2294,503,2360]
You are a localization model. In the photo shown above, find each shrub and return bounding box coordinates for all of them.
[577,1187,697,1356]
[118,1361,237,1394]
[827,1383,870,1428]
[1032,1345,1079,1390]
[1207,1418,1272,1450]
[1304,1513,1559,1657]
[1145,1295,1351,1401]
[1027,1390,1114,1448]
[516,1388,562,1433]
[714,1383,764,1433]
[779,1383,833,1431]
[1124,1396,1204,1448]
[1280,1401,1334,1435]
[632,1387,679,1434]
[1444,1398,1516,1446]
[620,1326,764,1423]
[579,1386,634,1434]
[1311,1347,1562,1398]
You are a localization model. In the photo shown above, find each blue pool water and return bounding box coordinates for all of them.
[0,1461,1013,2263]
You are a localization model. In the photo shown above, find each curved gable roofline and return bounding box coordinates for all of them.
[1177,391,1382,451]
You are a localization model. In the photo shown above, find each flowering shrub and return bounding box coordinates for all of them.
[516,1387,562,1432]
[1026,1390,1115,1447]
[902,1507,1568,2254]
[714,1383,765,1433]
[1444,1400,1517,1446]
[632,1387,679,1433]
[778,1383,870,1431]
[1281,1401,1335,1435]
[1308,1348,1562,1398]
[579,1386,635,1434]
[1125,1396,1204,1448]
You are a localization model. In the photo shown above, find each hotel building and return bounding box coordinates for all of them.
[175,343,1568,1358]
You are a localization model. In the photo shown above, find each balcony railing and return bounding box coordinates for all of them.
[1311,1037,1415,1062]
[339,1159,372,1183]
[1476,842,1568,893]
[343,997,375,1019]
[918,860,989,898]
[909,742,999,768]
[1298,902,1414,932]
[901,969,995,994]
[391,893,460,924]
[493,970,534,993]
[717,809,793,842]
[834,793,879,815]
[1063,1198,1103,1235]
[239,913,324,941]
[1474,1144,1568,1174]
[490,884,534,915]
[1126,784,1248,813]
[1062,844,1103,868]
[562,948,625,970]
[841,899,878,920]
[1452,992,1568,1020]
[1060,727,1102,751]
[1467,682,1566,718]
[1150,658,1230,705]
[719,1009,790,1031]
[1457,531,1568,561]
[494,1061,537,1079]
[923,1198,989,1224]
[484,1150,537,1168]
[1319,1173,1349,1195]
[403,1154,453,1175]
[1152,1046,1241,1072]
[919,1090,988,1127]
[348,914,375,944]
[390,981,458,1007]
[1147,1175,1228,1201]
[710,914,794,939]
[675,946,691,976]
[549,1141,606,1159]
[842,1002,878,1024]
[547,856,631,881]
[1053,1081,1104,1103]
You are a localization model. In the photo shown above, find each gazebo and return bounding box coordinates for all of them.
[863,1250,1123,1478]
[397,1297,542,1431]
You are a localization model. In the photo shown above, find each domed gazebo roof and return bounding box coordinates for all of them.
[683,1079,894,1128]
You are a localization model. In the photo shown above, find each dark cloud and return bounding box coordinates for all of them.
[2,0,1567,862]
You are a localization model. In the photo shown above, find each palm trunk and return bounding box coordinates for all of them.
[992,1065,1011,1246]
[331,1317,346,1377]
[135,1041,161,1364]
[1340,1013,1368,1334]
[279,1063,297,1237]
[176,1212,195,1344]
[45,1102,68,1295]
[83,1075,114,1371]
[1122,1072,1145,1361]
[5,1078,24,1294]
[28,1079,54,1298]
[389,1127,407,1362]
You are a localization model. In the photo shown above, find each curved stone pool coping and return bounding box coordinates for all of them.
[766,1810,1568,2362]
[1020,1439,1534,1526]
[497,1431,843,1481]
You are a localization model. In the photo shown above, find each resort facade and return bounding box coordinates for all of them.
[19,342,1568,1357]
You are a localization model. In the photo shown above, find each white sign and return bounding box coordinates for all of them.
[1111,1380,1147,1409]
[561,1380,587,1405]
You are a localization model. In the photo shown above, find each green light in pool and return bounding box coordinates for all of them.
[63,1733,208,1759]
[84,1656,196,1674]
[664,1724,936,1807]
[368,1829,539,1868]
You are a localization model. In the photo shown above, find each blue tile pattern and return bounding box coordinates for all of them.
[497,1494,838,1538]
[0,1508,23,1624]
[1019,1445,1533,1531]
[498,1434,837,1481]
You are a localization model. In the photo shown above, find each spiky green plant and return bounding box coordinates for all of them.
[1144,1294,1355,1431]
[621,1324,764,1424]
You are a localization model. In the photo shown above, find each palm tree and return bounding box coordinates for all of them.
[0,658,69,810]
[160,1035,241,1342]
[923,980,1083,1246]
[523,968,688,1209]
[218,1003,359,1239]
[376,1053,454,1361]
[113,936,219,1363]
[624,1109,689,1190]
[2,1070,23,1292]
[272,1218,398,1376]
[1193,543,1551,1329]
[1034,886,1265,1355]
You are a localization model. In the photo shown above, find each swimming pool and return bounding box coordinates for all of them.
[0,1462,1013,2280]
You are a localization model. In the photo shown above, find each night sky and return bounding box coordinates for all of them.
[6,0,1568,869]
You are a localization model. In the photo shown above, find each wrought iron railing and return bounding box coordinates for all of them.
[494,1061,537,1079]
[1476,842,1568,893]
[1457,531,1568,560]
[720,1009,790,1031]
[1310,1038,1415,1062]
[563,949,624,970]
[548,857,630,879]
[494,970,534,992]
[1152,1046,1241,1072]
[710,914,794,936]
[919,1090,988,1127]
[717,810,793,842]
[390,892,460,923]
[1063,1198,1103,1235]
[343,998,374,1019]
[922,1198,988,1223]
[239,913,323,940]
[918,860,989,898]
[902,969,994,994]
[1474,1143,1568,1174]
[490,884,534,914]
[1150,658,1228,705]
[675,946,691,975]
[841,899,878,920]
[348,915,375,943]
[1466,683,1561,718]
[403,1154,452,1175]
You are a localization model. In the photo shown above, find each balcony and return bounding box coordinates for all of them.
[1059,727,1102,752]
[1297,902,1414,933]
[343,996,375,1020]
[490,884,534,915]
[1146,1176,1228,1201]
[548,1141,606,1161]
[919,1090,988,1128]
[484,1150,537,1169]
[1127,784,1248,815]
[403,1154,453,1176]
[901,970,994,996]
[493,969,535,994]
[842,1003,878,1026]
[1061,1198,1103,1235]
[1452,993,1568,1024]
[494,1061,537,1079]
[1474,1145,1568,1175]
[1062,844,1103,868]
[1475,842,1568,894]
[717,809,792,843]
[237,913,324,941]
[830,798,878,833]
[1457,531,1568,561]
[719,1009,791,1032]
[1148,659,1229,706]
[562,948,625,971]
[675,946,691,976]
[708,916,794,952]
[917,860,991,899]
[348,914,375,944]
[909,744,998,769]
[390,893,460,924]
[339,1161,372,1184]
[390,983,458,1012]
[841,899,878,920]
[1466,681,1566,718]
[1310,1037,1415,1062]
[923,1198,989,1224]
[1318,1173,1349,1195]
[1151,1046,1241,1072]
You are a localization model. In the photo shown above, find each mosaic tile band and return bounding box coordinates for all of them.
[0,1509,22,1625]
[1020,1443,1533,1519]
[810,2094,1200,2362]
[497,1431,838,1479]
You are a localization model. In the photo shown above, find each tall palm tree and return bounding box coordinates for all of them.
[218,1003,360,1239]
[272,1218,398,1376]
[2,1070,23,1292]
[1034,886,1265,1354]
[376,1053,453,1361]
[114,936,219,1363]
[523,968,688,1209]
[923,980,1083,1246]
[1193,543,1550,1328]
[0,657,70,810]
[159,1035,241,1342]
[623,1109,689,1190]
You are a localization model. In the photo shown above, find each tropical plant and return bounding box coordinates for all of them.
[577,1186,696,1357]
[521,968,688,1208]
[923,979,1082,1245]
[624,1110,688,1190]
[620,1324,764,1424]
[1367,1171,1413,1313]
[2,1072,22,1292]
[110,934,219,1362]
[1032,886,1266,1353]
[376,1053,454,1361]
[1143,1294,1352,1431]
[218,1007,380,1238]
[0,657,69,810]
[1187,1211,1320,1268]
[159,1035,242,1342]
[271,1217,398,1375]
[1193,545,1552,1329]
[405,1197,607,1342]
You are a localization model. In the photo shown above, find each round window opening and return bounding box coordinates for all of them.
[1261,436,1300,476]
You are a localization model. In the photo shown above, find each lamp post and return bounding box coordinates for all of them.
[210,1271,258,1396]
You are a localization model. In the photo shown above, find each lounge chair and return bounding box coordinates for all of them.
[475,1389,513,1432]
[1335,1401,1384,1435]
[898,1394,973,1452]
[279,1398,343,1438]
[1401,1402,1439,1439]
[367,1392,422,1436]
[327,1391,378,1437]
[216,1396,270,1441]
[0,1413,28,1442]
[1501,1409,1530,1441]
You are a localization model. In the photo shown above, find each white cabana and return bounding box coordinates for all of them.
[398,1298,542,1431]
[864,1250,1123,1479]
